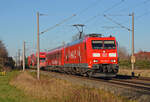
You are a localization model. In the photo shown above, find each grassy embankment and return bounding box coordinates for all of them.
[0,71,41,102]
[8,71,136,102]
[119,69,150,77]
[119,60,150,77]
[119,60,150,69]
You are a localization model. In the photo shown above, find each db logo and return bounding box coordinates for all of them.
[102,53,107,57]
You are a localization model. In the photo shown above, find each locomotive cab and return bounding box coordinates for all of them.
[85,34,119,77]
[39,52,46,68]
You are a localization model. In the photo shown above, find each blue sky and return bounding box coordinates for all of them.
[0,0,150,57]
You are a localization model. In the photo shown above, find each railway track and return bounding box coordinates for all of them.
[134,77,150,82]
[29,69,150,94]
[73,75,150,95]
[112,78,150,87]
[116,74,150,81]
[109,79,150,92]
[55,71,150,94]
[65,73,150,94]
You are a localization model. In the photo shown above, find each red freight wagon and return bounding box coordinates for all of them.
[46,34,119,77]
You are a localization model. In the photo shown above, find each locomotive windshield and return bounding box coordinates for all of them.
[92,40,103,49]
[92,40,116,49]
[104,40,116,49]
[40,58,45,62]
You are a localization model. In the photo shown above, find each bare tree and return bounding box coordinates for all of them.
[0,40,8,58]
[0,40,14,71]
[118,46,129,60]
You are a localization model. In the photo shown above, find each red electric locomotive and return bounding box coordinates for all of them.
[28,52,47,68]
[46,34,119,77]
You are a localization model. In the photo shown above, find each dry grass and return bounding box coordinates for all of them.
[119,69,150,77]
[10,71,136,102]
[10,71,73,101]
[66,86,136,102]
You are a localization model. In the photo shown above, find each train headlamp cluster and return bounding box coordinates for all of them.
[93,59,98,63]
[109,53,116,57]
[93,53,116,57]
[93,53,100,57]
[111,59,116,62]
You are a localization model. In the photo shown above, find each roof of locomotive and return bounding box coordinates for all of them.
[47,46,63,54]
[47,34,116,53]
[65,34,116,47]
[85,33,116,39]
[30,52,46,57]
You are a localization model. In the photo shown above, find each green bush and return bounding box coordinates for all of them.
[119,60,131,67]
[135,60,150,69]
[119,60,150,69]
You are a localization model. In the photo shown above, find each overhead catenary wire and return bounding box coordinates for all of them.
[40,0,149,40]
[102,14,130,16]
[103,0,125,13]
[100,0,150,28]
[96,0,150,28]
[101,26,121,29]
[121,4,150,25]
[40,0,103,34]
[77,0,103,15]
[136,10,150,20]
[40,14,76,34]
[64,0,103,25]
[118,0,150,13]
[83,0,125,24]
[103,15,131,31]
[98,13,130,28]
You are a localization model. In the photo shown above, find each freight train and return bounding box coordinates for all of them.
[28,34,119,77]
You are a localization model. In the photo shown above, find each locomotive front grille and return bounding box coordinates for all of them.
[92,64,119,73]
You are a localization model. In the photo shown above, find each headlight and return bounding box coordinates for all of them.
[111,59,116,62]
[109,53,116,57]
[93,53,100,57]
[93,59,98,63]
